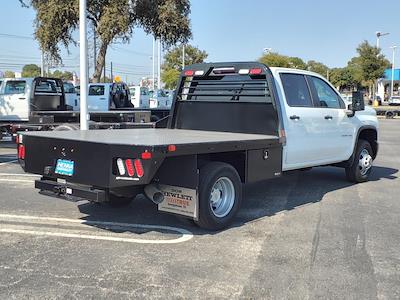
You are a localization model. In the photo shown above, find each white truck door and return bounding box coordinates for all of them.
[88,84,108,111]
[279,73,328,169]
[0,80,29,121]
[306,75,354,161]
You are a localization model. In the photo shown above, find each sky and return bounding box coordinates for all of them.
[0,0,399,84]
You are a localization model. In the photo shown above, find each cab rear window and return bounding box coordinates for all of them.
[4,81,26,94]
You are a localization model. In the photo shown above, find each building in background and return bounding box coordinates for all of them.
[377,69,400,101]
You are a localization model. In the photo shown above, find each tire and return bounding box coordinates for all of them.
[53,124,80,131]
[195,162,242,230]
[345,139,373,183]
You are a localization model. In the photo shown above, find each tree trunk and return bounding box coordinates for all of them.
[93,41,108,83]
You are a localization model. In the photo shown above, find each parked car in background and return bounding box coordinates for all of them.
[388,96,400,106]
[129,86,150,108]
[149,89,171,109]
[63,82,79,111]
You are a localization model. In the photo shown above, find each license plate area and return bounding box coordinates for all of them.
[55,159,74,176]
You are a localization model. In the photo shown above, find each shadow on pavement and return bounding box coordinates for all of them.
[77,165,398,235]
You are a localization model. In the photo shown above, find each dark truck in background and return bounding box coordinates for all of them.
[17,62,377,230]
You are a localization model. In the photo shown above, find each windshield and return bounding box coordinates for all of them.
[89,85,105,96]
[4,80,26,94]
[63,82,76,94]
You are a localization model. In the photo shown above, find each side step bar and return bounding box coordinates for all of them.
[35,178,108,203]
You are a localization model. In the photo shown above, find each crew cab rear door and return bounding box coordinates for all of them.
[305,75,354,161]
[278,73,327,169]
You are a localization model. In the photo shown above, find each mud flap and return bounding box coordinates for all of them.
[157,184,198,220]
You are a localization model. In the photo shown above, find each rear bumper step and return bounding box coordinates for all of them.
[35,178,108,203]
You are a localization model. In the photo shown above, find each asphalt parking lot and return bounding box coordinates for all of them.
[0,119,399,299]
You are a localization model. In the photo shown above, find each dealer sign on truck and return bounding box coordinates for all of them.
[158,185,198,219]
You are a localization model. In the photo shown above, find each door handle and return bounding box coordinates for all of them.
[290,115,300,120]
[324,115,333,120]
[18,97,26,100]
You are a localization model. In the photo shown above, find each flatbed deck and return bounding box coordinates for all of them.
[24,128,279,148]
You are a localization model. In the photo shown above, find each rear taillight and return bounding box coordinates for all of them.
[116,158,126,175]
[115,158,145,178]
[184,70,194,76]
[125,159,135,177]
[134,159,144,178]
[249,68,263,75]
[18,145,25,160]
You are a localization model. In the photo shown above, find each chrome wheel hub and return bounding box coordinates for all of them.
[359,149,373,176]
[209,177,235,218]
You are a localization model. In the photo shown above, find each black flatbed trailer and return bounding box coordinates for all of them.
[19,62,283,230]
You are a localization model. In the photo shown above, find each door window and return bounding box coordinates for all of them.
[4,81,26,94]
[89,85,105,96]
[308,76,342,109]
[280,74,313,107]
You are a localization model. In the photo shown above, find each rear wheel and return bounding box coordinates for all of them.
[53,124,80,131]
[345,139,373,183]
[195,162,242,230]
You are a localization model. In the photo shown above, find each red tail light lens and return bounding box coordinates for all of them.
[184,70,194,76]
[125,159,135,177]
[250,68,263,75]
[141,151,152,160]
[134,159,144,178]
[18,145,25,160]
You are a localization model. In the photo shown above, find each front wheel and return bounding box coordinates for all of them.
[345,139,373,183]
[195,162,242,230]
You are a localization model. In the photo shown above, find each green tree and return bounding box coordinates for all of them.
[22,64,41,77]
[288,57,307,69]
[161,68,180,89]
[354,41,390,88]
[161,44,208,89]
[259,52,291,68]
[259,52,306,70]
[4,70,15,78]
[329,67,360,91]
[51,70,73,81]
[21,0,192,82]
[307,60,329,77]
[163,45,208,71]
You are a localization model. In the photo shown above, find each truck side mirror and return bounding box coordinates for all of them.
[350,91,365,112]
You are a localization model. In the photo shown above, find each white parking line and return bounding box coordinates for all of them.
[0,214,194,244]
[0,179,33,183]
[0,173,39,177]
[0,159,18,166]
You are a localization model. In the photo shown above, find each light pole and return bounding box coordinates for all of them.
[79,0,89,130]
[390,46,397,99]
[182,44,185,69]
[376,31,390,49]
[152,36,155,91]
[263,47,272,54]
[158,39,161,90]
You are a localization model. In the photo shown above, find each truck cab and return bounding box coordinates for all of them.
[270,67,378,172]
[86,82,132,111]
[129,86,150,108]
